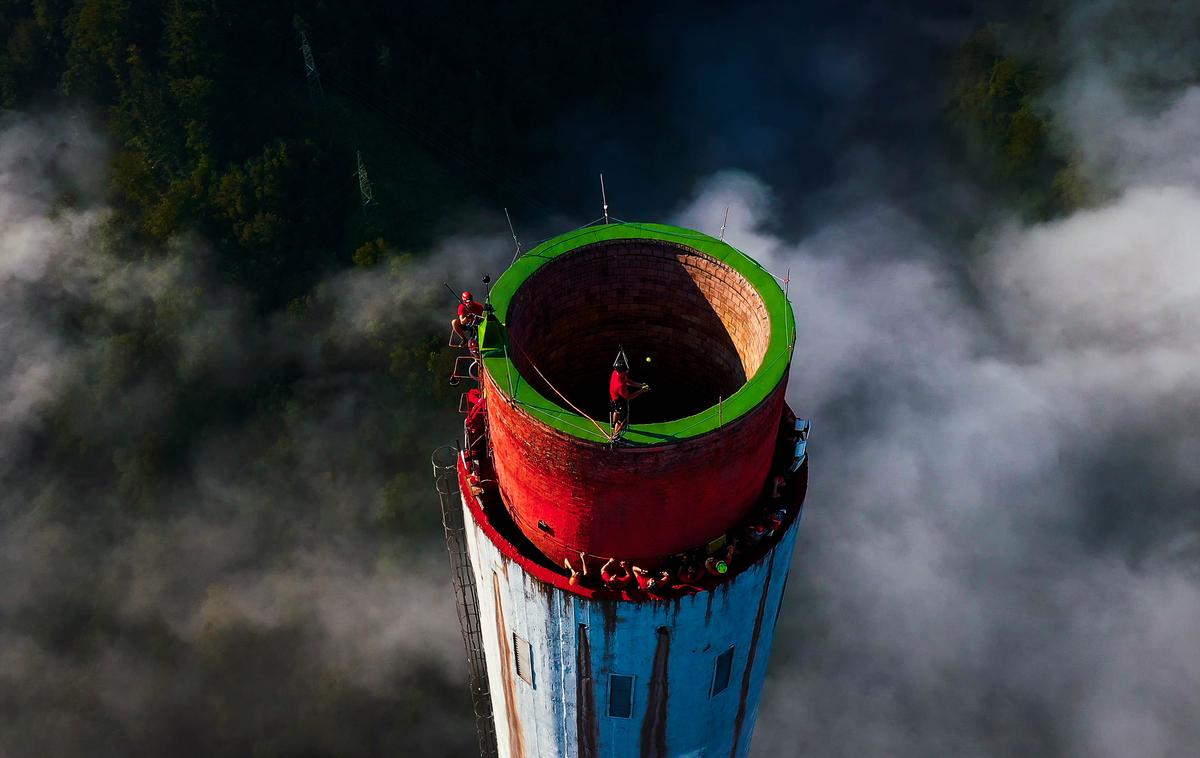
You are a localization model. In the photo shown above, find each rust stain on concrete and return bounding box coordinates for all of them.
[601,598,619,648]
[730,551,775,758]
[492,572,527,758]
[576,623,599,758]
[639,626,671,758]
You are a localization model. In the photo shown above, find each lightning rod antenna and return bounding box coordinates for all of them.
[600,174,609,224]
[719,206,729,240]
[505,207,523,264]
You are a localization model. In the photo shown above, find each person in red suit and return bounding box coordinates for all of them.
[451,291,484,346]
[608,351,648,437]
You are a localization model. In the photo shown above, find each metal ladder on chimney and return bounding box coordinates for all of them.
[433,446,499,758]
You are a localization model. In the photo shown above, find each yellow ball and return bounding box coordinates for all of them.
[645,356,652,362]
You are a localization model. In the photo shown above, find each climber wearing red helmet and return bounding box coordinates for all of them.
[608,349,649,437]
[452,290,484,346]
[464,387,487,456]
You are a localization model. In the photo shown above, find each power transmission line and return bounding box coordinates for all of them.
[356,150,375,208]
[293,16,323,103]
[318,69,557,217]
[291,19,559,221]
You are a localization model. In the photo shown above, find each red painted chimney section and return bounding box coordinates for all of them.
[484,372,786,567]
[478,225,793,569]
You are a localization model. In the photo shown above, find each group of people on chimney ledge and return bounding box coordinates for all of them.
[560,490,791,598]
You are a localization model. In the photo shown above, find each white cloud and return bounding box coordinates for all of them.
[677,72,1200,757]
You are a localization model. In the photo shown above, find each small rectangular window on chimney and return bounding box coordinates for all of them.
[513,632,534,686]
[711,645,735,697]
[608,674,635,718]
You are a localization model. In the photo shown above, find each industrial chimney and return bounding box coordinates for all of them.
[434,222,809,758]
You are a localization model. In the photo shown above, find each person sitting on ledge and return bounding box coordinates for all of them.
[767,507,787,534]
[705,543,736,577]
[465,467,485,497]
[745,523,768,545]
[564,551,589,587]
[632,565,670,593]
[675,558,703,586]
[771,474,786,499]
[600,557,631,591]
[609,350,649,438]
